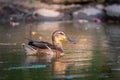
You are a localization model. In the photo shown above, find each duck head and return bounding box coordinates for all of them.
[52,30,75,50]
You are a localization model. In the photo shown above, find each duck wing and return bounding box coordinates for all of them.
[28,40,53,49]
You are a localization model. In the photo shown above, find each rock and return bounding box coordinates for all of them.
[105,4,120,17]
[34,8,61,17]
[105,4,120,22]
[73,6,104,20]
[33,8,64,21]
[96,4,104,10]
[0,4,33,22]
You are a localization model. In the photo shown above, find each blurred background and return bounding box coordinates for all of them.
[0,0,120,80]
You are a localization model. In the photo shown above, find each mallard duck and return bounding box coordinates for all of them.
[22,30,76,58]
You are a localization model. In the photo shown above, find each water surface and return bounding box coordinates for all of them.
[0,21,120,80]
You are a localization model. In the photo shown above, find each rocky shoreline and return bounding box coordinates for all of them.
[0,1,120,24]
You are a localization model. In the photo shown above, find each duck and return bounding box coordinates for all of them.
[22,30,76,58]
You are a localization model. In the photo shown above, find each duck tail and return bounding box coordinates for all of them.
[24,37,35,45]
[21,43,37,55]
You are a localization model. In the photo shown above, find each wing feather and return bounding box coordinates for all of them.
[28,40,53,49]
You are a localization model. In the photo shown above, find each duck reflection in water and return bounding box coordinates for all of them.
[22,30,76,61]
[24,56,73,77]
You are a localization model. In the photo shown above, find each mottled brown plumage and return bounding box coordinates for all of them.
[22,30,76,58]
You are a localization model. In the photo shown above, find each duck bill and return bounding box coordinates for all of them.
[67,37,77,44]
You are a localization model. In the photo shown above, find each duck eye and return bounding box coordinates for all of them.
[59,32,64,35]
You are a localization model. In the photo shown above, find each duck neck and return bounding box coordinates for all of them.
[52,37,63,52]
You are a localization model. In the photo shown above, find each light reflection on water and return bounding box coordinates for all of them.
[0,21,120,80]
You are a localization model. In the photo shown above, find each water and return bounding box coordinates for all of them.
[0,21,120,80]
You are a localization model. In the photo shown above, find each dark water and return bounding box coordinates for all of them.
[0,21,120,80]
